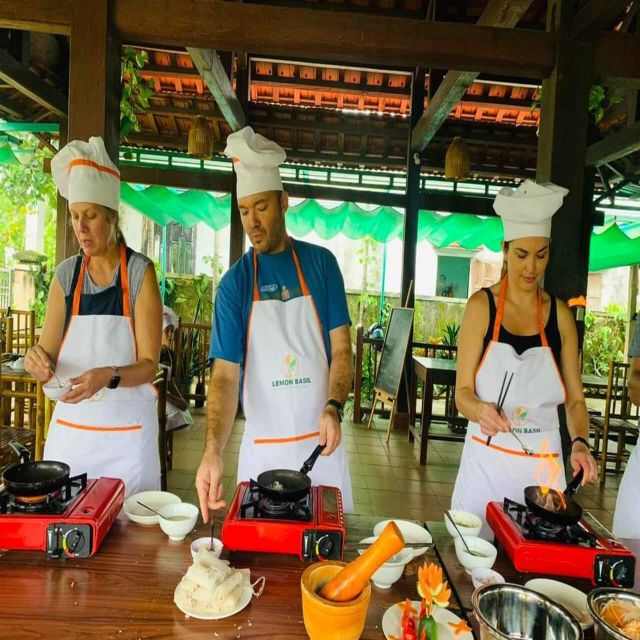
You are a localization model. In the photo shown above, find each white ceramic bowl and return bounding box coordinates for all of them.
[444,510,483,539]
[158,502,199,541]
[471,567,505,590]
[43,381,73,401]
[525,579,593,630]
[190,536,224,560]
[372,519,432,558]
[454,536,497,574]
[123,491,182,525]
[358,536,414,589]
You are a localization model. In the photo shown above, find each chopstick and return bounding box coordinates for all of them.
[486,371,513,447]
[345,541,432,550]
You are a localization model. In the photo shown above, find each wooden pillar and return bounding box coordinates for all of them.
[396,68,425,421]
[228,52,248,267]
[54,118,72,264]
[537,0,594,305]
[625,265,639,359]
[56,0,120,261]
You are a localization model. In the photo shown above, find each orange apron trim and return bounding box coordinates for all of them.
[56,418,142,432]
[67,158,120,180]
[254,431,320,445]
[471,434,560,459]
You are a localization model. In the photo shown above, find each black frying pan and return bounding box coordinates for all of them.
[2,442,70,498]
[256,444,325,502]
[524,468,584,525]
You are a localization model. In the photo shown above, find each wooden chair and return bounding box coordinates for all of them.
[174,321,211,406]
[156,366,168,491]
[0,309,35,355]
[0,316,13,354]
[590,361,639,485]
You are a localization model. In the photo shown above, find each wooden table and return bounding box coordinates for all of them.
[409,356,465,465]
[0,515,472,640]
[581,373,608,400]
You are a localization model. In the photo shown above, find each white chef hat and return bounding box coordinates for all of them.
[493,180,569,241]
[162,305,179,330]
[224,126,286,200]
[51,136,120,211]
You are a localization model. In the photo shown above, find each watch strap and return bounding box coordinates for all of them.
[571,436,590,451]
[107,366,121,390]
[326,399,343,421]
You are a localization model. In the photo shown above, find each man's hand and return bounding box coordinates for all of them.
[195,449,226,523]
[570,441,598,485]
[318,406,341,455]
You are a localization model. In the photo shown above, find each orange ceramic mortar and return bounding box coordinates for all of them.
[301,561,372,640]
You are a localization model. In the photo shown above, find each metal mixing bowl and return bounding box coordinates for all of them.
[587,588,640,640]
[472,583,584,640]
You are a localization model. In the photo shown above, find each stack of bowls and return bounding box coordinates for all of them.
[472,583,583,640]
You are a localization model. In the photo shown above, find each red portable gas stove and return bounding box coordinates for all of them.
[487,498,635,587]
[0,474,124,559]
[221,480,345,561]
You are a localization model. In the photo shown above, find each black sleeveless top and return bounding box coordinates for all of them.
[63,247,133,332]
[481,287,562,366]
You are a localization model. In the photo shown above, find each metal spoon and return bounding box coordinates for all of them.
[210,521,215,552]
[510,430,535,456]
[48,365,64,388]
[445,510,482,557]
[137,500,170,521]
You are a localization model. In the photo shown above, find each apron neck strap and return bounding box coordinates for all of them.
[493,276,548,346]
[251,240,310,302]
[71,244,130,317]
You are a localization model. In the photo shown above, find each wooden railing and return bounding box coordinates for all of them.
[352,324,457,423]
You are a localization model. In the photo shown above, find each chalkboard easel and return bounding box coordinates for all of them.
[366,304,415,442]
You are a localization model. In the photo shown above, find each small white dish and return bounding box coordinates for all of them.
[373,519,432,558]
[454,536,497,574]
[174,584,253,620]
[158,502,199,541]
[525,578,593,630]
[123,491,181,525]
[358,536,414,589]
[382,600,472,639]
[43,381,73,401]
[9,357,25,371]
[444,510,483,539]
[471,567,505,590]
[190,536,223,560]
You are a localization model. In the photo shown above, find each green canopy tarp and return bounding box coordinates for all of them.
[120,184,640,272]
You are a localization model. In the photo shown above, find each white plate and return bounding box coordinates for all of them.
[123,491,182,525]
[382,600,472,640]
[373,519,433,558]
[174,585,253,620]
[524,579,593,630]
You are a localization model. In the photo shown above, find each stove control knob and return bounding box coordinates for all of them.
[610,560,629,587]
[316,535,334,559]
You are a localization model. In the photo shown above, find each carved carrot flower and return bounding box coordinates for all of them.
[417,562,451,608]
[448,619,472,636]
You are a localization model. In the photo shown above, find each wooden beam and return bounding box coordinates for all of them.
[411,0,535,152]
[585,120,640,167]
[594,32,640,82]
[0,0,70,35]
[572,0,631,39]
[0,50,67,117]
[0,93,27,119]
[119,165,233,191]
[186,48,246,131]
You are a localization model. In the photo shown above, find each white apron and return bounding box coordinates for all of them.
[613,443,640,538]
[451,278,566,538]
[44,245,160,497]
[237,244,354,513]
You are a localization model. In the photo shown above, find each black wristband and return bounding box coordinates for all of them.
[572,436,590,451]
[326,399,343,422]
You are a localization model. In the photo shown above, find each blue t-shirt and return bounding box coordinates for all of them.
[209,239,351,365]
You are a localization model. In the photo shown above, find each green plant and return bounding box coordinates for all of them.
[588,85,622,124]
[582,308,625,377]
[30,263,53,327]
[120,47,155,141]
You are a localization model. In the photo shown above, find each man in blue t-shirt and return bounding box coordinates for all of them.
[195,127,354,520]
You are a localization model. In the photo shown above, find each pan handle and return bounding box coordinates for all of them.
[9,441,30,465]
[565,468,584,497]
[300,444,326,475]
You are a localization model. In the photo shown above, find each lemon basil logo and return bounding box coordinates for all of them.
[272,354,311,388]
[512,406,530,427]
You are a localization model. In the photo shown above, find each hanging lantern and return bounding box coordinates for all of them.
[188,116,214,159]
[445,136,470,181]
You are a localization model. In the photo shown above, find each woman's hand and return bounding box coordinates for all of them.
[570,441,598,485]
[476,401,511,437]
[63,367,112,404]
[24,345,54,382]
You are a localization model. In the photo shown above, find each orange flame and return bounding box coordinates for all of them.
[534,438,566,511]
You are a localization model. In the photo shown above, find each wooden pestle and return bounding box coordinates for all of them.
[319,522,405,602]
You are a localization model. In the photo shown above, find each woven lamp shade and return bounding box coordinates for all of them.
[445,136,470,180]
[188,116,214,159]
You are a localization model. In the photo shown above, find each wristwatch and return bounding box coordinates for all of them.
[571,436,590,451]
[106,366,121,390]
[325,399,343,422]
